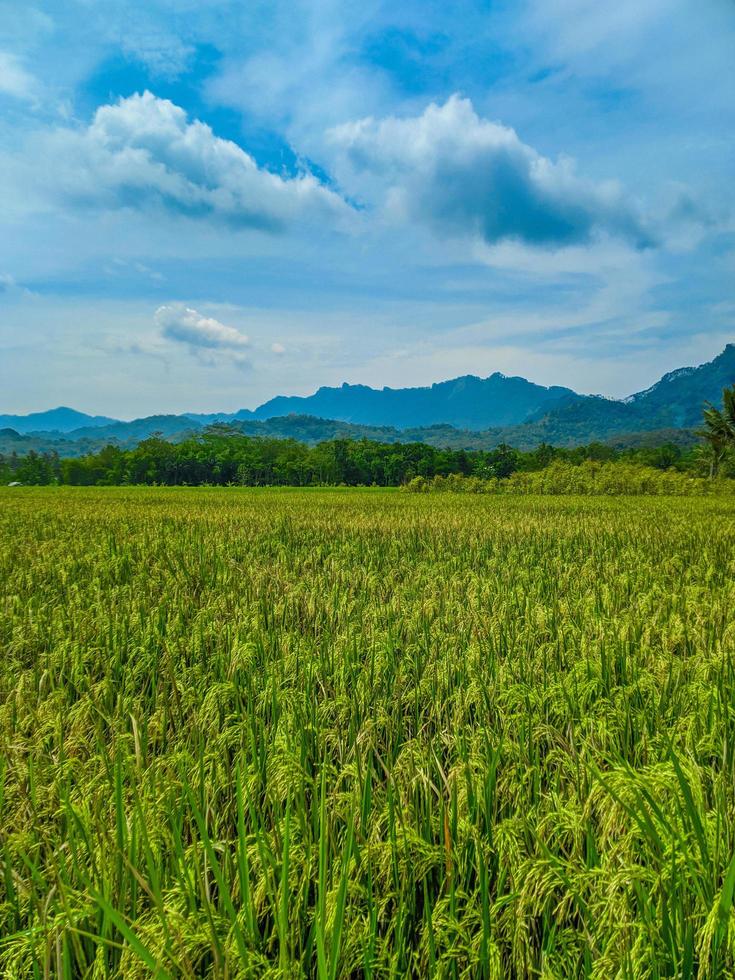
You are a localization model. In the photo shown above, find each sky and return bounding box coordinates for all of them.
[0,0,733,417]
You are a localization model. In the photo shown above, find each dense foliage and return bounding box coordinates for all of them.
[2,489,735,977]
[701,385,735,477]
[0,429,724,488]
[0,413,702,463]
[404,461,735,496]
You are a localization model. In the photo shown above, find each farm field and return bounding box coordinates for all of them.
[1,487,735,978]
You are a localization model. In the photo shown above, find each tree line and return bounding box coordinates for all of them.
[1,428,728,487]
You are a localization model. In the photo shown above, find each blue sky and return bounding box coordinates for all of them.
[0,0,733,417]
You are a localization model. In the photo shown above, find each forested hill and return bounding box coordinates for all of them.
[0,407,116,434]
[218,344,735,431]
[491,343,735,443]
[625,343,735,426]
[1,344,732,452]
[0,414,700,461]
[238,373,581,428]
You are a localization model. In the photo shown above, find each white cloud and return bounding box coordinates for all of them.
[120,27,194,80]
[39,92,350,231]
[327,94,653,248]
[521,0,670,63]
[271,342,286,354]
[0,51,38,101]
[205,0,391,142]
[156,303,250,353]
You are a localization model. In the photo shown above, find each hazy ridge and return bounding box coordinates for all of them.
[2,343,732,455]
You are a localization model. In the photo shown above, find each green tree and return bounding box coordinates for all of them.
[700,386,735,477]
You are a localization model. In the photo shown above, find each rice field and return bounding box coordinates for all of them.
[1,487,735,978]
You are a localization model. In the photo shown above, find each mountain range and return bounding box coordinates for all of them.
[229,373,582,429]
[2,343,732,456]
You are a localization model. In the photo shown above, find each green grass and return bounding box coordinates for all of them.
[1,487,735,977]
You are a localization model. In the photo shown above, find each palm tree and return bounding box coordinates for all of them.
[700,386,735,477]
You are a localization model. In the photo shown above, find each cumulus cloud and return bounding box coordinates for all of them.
[156,304,250,358]
[327,95,654,249]
[41,92,349,231]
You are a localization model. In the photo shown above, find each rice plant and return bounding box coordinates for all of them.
[1,487,734,977]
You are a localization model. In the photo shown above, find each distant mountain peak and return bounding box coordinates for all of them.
[622,344,735,425]
[627,366,696,402]
[247,369,581,429]
[0,406,119,435]
[2,342,733,444]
